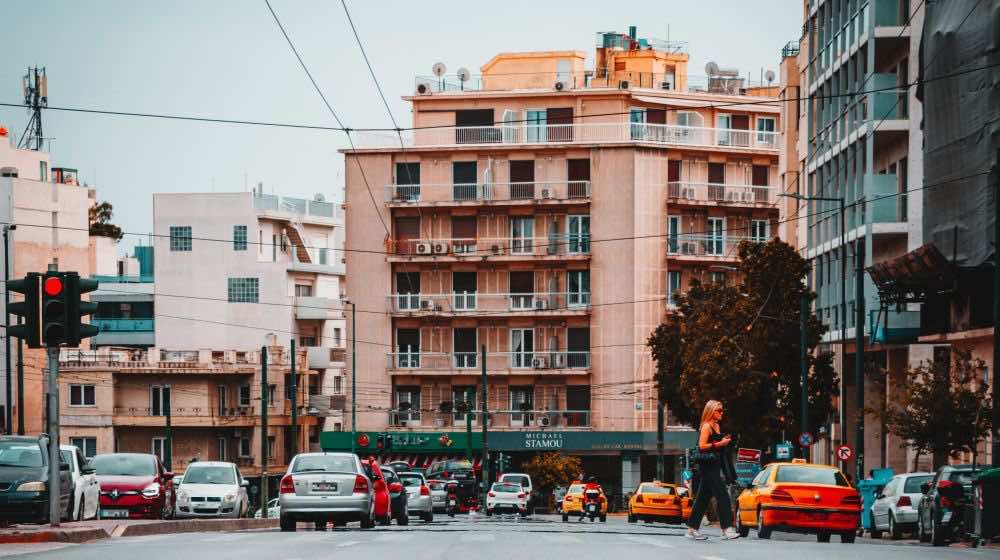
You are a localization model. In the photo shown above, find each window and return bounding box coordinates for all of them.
[150,385,170,416]
[39,161,48,182]
[452,386,477,421]
[567,159,590,198]
[567,327,589,368]
[233,225,247,251]
[526,109,547,143]
[667,271,681,306]
[169,226,192,251]
[267,384,277,407]
[333,328,342,347]
[510,217,534,254]
[239,385,251,407]
[218,385,227,412]
[709,271,727,285]
[509,160,535,199]
[70,437,97,458]
[717,114,733,145]
[750,220,770,243]
[707,218,725,255]
[396,328,420,368]
[667,216,681,254]
[453,328,477,368]
[152,437,169,464]
[294,284,313,297]
[69,384,96,407]
[217,438,227,461]
[299,336,317,347]
[511,328,534,368]
[509,386,534,426]
[333,376,343,395]
[568,215,590,254]
[453,271,477,310]
[756,117,776,142]
[228,277,259,303]
[396,271,421,310]
[394,386,421,424]
[629,108,646,139]
[239,437,251,457]
[394,162,421,201]
[272,234,277,261]
[568,270,590,307]
[267,436,276,464]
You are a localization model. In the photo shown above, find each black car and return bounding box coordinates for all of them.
[381,467,409,525]
[917,464,975,546]
[0,436,72,524]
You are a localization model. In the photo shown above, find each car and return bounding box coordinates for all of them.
[381,466,409,525]
[627,481,690,524]
[427,479,448,512]
[916,464,975,546]
[360,458,392,525]
[0,436,72,524]
[278,452,376,531]
[175,461,250,519]
[399,471,434,522]
[499,473,534,510]
[486,481,528,516]
[869,472,933,539]
[734,460,861,543]
[59,445,99,521]
[561,482,607,522]
[255,497,280,519]
[384,461,413,474]
[91,453,175,520]
[426,459,478,511]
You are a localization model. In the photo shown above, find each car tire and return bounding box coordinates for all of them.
[735,512,750,538]
[816,532,831,543]
[841,532,856,543]
[627,510,636,523]
[279,514,296,532]
[600,514,607,523]
[888,512,902,540]
[869,512,882,539]
[423,511,433,523]
[757,508,772,540]
[931,514,946,547]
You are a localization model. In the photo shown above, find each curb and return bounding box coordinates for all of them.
[116,518,279,537]
[0,527,108,545]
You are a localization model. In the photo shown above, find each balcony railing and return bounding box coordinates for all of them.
[253,193,341,220]
[386,351,591,371]
[388,409,591,429]
[355,123,779,151]
[385,181,591,204]
[389,292,591,314]
[666,234,761,257]
[667,182,776,205]
[392,235,590,257]
[92,318,155,332]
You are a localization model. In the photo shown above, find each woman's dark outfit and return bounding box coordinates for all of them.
[687,428,733,530]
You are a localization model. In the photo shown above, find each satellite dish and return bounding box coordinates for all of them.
[765,70,776,83]
[705,61,720,76]
[313,193,326,202]
[432,62,447,77]
[456,67,471,82]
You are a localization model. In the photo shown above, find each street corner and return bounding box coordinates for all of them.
[0,523,109,544]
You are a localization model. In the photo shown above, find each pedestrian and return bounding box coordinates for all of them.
[685,400,739,540]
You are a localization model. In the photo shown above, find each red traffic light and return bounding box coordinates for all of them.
[43,276,64,296]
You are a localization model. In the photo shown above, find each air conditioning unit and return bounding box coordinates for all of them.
[682,242,697,255]
[539,416,552,427]
[743,191,754,202]
[534,299,548,310]
[726,191,737,201]
[490,244,501,255]
[554,81,568,91]
[432,242,449,254]
[532,356,549,369]
[619,80,630,89]
[660,80,674,90]
[420,299,434,310]
[540,188,552,199]
[415,80,433,95]
[415,242,432,255]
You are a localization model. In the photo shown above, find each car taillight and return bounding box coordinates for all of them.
[488,491,496,497]
[771,489,794,502]
[841,494,861,505]
[564,496,573,502]
[353,475,369,494]
[279,475,295,494]
[518,493,526,499]
[420,485,430,496]
[442,471,450,478]
[896,496,911,507]
[635,494,643,504]
[673,496,681,505]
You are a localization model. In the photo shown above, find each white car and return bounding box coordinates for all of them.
[175,461,250,518]
[870,472,934,539]
[59,445,99,521]
[255,498,280,519]
[486,482,528,516]
[499,473,533,510]
[398,471,433,522]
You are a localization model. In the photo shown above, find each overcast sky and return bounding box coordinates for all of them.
[0,0,801,254]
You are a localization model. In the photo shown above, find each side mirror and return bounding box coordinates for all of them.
[81,466,96,475]
[920,482,930,494]
[241,480,250,488]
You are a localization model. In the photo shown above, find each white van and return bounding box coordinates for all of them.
[499,473,533,511]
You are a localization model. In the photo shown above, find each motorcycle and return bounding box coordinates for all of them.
[446,481,460,518]
[583,488,601,522]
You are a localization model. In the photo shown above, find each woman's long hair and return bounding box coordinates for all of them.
[700,400,723,426]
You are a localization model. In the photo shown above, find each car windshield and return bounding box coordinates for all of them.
[292,455,356,474]
[428,481,444,491]
[640,484,674,494]
[91,454,156,476]
[948,471,975,485]
[775,466,850,487]
[502,475,529,487]
[903,475,933,493]
[183,466,236,485]
[59,450,75,467]
[381,469,399,483]
[399,474,423,487]
[447,460,473,471]
[492,483,521,493]
[0,442,43,467]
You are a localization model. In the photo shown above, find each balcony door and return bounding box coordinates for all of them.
[452,386,477,424]
[452,161,478,201]
[568,215,590,253]
[394,217,420,255]
[394,386,421,425]
[707,217,725,255]
[396,272,420,310]
[509,271,535,310]
[509,160,535,199]
[526,109,547,143]
[452,271,477,310]
[547,107,573,142]
[567,327,589,368]
[150,385,171,417]
[568,270,590,308]
[453,328,477,369]
[451,216,477,253]
[510,386,534,426]
[566,385,591,427]
[510,328,534,369]
[510,217,534,254]
[396,328,420,368]
[394,162,420,201]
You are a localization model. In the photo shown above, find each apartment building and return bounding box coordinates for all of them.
[340,27,779,495]
[89,244,155,348]
[788,0,933,472]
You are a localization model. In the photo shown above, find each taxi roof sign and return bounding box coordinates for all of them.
[791,458,808,464]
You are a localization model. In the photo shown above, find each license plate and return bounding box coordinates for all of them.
[587,504,597,511]
[449,499,457,505]
[313,482,337,492]
[941,511,952,523]
[100,509,129,519]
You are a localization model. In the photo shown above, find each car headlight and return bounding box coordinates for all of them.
[16,481,45,492]
[177,490,189,502]
[223,492,237,503]
[142,483,160,498]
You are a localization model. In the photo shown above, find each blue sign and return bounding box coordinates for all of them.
[798,432,815,447]
[775,442,792,460]
[735,461,762,487]
[682,469,693,481]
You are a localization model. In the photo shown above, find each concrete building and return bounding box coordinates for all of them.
[339,27,779,498]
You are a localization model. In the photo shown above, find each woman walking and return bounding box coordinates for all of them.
[686,400,739,540]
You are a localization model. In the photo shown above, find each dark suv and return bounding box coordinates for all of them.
[917,464,975,546]
[0,436,72,524]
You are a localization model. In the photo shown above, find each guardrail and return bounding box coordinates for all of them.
[666,234,758,257]
[388,409,591,429]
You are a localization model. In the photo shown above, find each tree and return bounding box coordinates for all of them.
[647,239,838,449]
[521,452,582,495]
[877,350,992,470]
[89,201,123,241]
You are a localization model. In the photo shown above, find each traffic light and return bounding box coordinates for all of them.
[6,273,41,348]
[384,434,393,450]
[65,274,99,346]
[376,433,384,450]
[40,272,69,347]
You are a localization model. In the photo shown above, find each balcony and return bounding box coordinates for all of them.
[92,274,154,284]
[253,193,342,223]
[390,235,590,262]
[666,234,760,260]
[91,318,155,346]
[306,346,347,369]
[289,246,346,276]
[667,182,776,206]
[385,351,591,373]
[112,406,257,428]
[870,73,907,122]
[387,409,591,430]
[294,297,344,320]
[355,123,778,152]
[60,348,258,375]
[385,181,591,207]
[388,292,591,316]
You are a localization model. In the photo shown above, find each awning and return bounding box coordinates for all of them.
[633,95,780,114]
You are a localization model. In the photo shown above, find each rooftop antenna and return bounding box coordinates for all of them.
[765,70,776,85]
[456,67,471,91]
[18,67,47,151]
[432,62,447,91]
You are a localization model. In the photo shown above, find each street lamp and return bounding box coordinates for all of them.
[342,298,357,454]
[2,224,13,435]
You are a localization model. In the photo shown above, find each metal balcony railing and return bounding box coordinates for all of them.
[385,181,591,204]
[386,351,591,371]
[388,292,591,314]
[392,235,591,257]
[388,409,591,429]
[92,318,155,332]
[666,234,760,257]
[253,193,340,220]
[667,182,777,205]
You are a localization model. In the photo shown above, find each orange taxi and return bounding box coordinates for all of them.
[627,481,692,524]
[734,459,861,543]
[560,482,608,522]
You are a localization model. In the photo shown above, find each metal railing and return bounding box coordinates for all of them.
[389,409,591,429]
[388,292,591,313]
[92,274,154,284]
[392,235,591,257]
[385,181,591,203]
[667,182,777,204]
[667,233,762,257]
[355,123,779,150]
[92,318,155,332]
[386,351,591,371]
[253,193,340,220]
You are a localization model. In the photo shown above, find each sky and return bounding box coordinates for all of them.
[0,0,801,254]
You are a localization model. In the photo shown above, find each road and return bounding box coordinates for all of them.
[2,514,992,559]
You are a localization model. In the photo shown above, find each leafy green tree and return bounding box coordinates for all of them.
[89,201,123,241]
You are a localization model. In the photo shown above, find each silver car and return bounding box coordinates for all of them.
[869,472,934,539]
[278,453,375,531]
[398,471,433,522]
[175,461,249,519]
[427,479,448,512]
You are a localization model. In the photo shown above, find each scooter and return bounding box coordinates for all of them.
[582,489,602,522]
[445,481,460,518]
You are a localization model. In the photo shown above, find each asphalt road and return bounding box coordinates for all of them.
[2,514,993,559]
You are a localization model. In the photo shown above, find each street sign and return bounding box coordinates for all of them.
[836,444,854,462]
[798,432,815,447]
[775,442,792,460]
[737,448,762,462]
[734,461,762,487]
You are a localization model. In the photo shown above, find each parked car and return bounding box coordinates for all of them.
[0,436,72,524]
[627,481,689,524]
[499,473,534,510]
[917,464,976,546]
[60,444,99,521]
[381,466,409,525]
[91,453,175,520]
[255,497,280,519]
[384,461,413,474]
[278,452,375,531]
[399,471,434,522]
[427,479,448,512]
[869,472,933,539]
[361,458,392,525]
[175,461,250,519]
[486,481,528,516]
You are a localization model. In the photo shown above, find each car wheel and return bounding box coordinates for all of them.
[599,514,607,523]
[627,509,636,523]
[816,532,831,543]
[869,512,882,539]
[735,511,750,538]
[279,514,296,532]
[841,532,856,543]
[756,508,772,540]
[424,511,433,523]
[888,512,902,540]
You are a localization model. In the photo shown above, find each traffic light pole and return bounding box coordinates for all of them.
[16,321,23,435]
[855,242,866,482]
[801,293,810,461]
[480,344,489,502]
[290,338,297,457]
[46,345,60,526]
[260,346,269,519]
[3,225,12,434]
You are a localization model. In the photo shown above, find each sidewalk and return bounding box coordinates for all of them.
[0,518,278,544]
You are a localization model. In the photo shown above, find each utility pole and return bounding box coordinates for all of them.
[801,293,810,461]
[290,338,297,457]
[3,225,13,434]
[838,197,847,471]
[993,148,1000,467]
[16,318,23,435]
[45,261,59,527]
[348,301,356,455]
[164,387,172,472]
[480,344,489,502]
[656,400,664,481]
[855,242,866,482]
[260,346,269,518]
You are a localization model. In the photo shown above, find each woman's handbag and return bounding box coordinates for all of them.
[688,446,719,465]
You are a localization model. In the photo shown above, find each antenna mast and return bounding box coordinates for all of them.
[18,67,48,151]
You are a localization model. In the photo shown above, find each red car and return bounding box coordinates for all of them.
[361,458,391,524]
[91,453,175,519]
